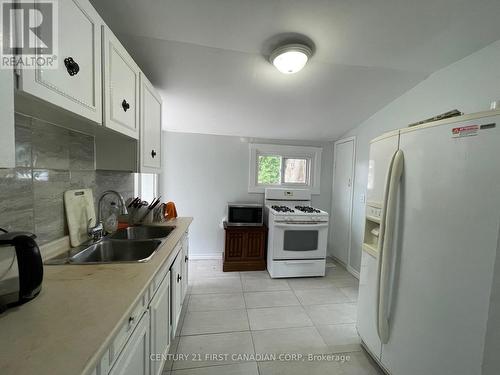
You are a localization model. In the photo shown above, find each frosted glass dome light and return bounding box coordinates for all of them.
[270,44,312,74]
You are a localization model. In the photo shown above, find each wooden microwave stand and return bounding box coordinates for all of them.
[223,222,267,272]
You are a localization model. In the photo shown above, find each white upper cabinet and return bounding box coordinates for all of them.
[139,74,162,172]
[102,26,140,139]
[17,0,103,124]
[0,69,15,168]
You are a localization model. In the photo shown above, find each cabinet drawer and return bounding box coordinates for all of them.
[18,0,103,123]
[110,293,146,364]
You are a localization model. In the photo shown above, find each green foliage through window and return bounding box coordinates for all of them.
[258,155,281,184]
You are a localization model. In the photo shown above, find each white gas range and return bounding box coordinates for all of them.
[264,188,329,278]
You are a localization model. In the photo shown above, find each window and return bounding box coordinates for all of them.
[283,158,308,184]
[257,155,281,185]
[257,156,309,185]
[134,173,158,202]
[249,144,322,194]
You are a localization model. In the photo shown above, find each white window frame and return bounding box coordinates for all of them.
[248,143,322,194]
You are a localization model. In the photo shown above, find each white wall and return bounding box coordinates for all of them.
[161,132,334,258]
[339,39,500,272]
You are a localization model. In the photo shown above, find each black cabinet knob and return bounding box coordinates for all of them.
[177,274,182,282]
[64,57,80,76]
[122,99,130,112]
[151,149,157,158]
[185,255,188,262]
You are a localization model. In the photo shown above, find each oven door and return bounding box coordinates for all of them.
[272,222,328,260]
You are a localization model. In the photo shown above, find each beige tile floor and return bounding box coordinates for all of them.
[163,259,383,375]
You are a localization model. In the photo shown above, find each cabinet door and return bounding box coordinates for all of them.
[110,311,150,375]
[244,231,264,259]
[19,0,102,123]
[102,26,140,139]
[225,231,247,260]
[150,272,170,375]
[0,68,14,168]
[140,74,162,172]
[181,233,189,301]
[170,252,183,337]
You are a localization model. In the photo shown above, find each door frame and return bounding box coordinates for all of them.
[330,136,357,277]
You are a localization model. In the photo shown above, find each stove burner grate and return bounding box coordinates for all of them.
[295,205,321,213]
[271,205,295,213]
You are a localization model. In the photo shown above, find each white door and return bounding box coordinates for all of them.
[102,26,140,139]
[381,116,500,375]
[330,137,355,265]
[357,132,399,361]
[110,311,150,375]
[150,272,170,375]
[140,74,162,172]
[19,0,102,123]
[170,250,183,337]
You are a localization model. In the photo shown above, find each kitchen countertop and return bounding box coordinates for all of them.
[0,217,193,375]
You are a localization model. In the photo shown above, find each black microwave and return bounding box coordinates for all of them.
[227,203,264,226]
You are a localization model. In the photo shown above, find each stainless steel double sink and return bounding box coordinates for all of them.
[45,226,175,265]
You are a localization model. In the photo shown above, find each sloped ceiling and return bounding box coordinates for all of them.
[90,0,500,140]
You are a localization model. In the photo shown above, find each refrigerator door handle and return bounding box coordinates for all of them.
[376,149,404,344]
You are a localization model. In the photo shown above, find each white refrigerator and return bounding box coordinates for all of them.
[357,110,500,375]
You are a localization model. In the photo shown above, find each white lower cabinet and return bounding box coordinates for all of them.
[181,233,189,301]
[170,248,183,337]
[149,271,171,375]
[97,236,189,375]
[109,310,150,375]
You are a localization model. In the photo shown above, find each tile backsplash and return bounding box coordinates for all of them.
[0,113,135,244]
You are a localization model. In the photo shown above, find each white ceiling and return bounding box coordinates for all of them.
[90,0,500,140]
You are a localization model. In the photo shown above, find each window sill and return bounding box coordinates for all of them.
[248,185,320,195]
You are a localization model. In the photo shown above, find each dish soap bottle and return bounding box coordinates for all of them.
[104,202,119,234]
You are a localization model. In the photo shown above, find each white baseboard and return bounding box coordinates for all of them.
[189,253,223,260]
[328,255,360,280]
[347,265,360,280]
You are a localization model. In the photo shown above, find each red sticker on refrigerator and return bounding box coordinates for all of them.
[452,125,479,138]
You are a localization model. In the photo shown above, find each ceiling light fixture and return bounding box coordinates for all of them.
[270,43,312,74]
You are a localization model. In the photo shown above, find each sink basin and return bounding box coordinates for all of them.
[69,239,161,264]
[108,226,175,240]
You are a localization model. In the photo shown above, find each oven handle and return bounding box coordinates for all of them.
[274,222,329,229]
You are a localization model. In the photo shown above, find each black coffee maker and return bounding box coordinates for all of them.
[0,229,44,313]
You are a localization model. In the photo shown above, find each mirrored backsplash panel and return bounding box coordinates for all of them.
[0,113,135,244]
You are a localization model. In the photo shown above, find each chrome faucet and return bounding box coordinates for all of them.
[88,191,129,240]
[87,218,103,241]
